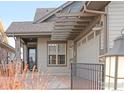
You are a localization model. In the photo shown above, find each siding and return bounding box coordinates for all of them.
[77,31,99,63]
[108,1,124,49]
[37,38,73,75]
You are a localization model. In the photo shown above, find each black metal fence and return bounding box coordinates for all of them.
[71,63,105,90]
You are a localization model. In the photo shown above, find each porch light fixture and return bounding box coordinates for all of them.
[104,29,124,90]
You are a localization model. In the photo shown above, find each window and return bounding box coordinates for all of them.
[82,38,86,45]
[48,42,66,66]
[87,32,94,41]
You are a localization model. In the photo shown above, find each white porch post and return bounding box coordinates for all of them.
[15,36,21,62]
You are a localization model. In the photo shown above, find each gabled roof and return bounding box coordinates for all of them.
[34,1,74,23]
[33,8,55,22]
[6,21,54,36]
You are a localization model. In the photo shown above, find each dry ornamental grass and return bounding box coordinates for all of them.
[0,60,53,90]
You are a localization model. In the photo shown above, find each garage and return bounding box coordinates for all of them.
[77,31,100,63]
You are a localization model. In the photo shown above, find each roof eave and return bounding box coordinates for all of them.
[6,32,52,37]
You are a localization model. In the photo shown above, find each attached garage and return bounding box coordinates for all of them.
[77,31,100,63]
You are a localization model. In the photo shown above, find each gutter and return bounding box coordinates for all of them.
[83,4,106,15]
[6,33,52,37]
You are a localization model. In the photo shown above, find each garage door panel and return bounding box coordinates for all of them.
[77,35,99,63]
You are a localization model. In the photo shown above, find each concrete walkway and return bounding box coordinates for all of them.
[47,75,71,90]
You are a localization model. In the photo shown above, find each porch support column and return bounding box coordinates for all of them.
[15,36,21,62]
[72,41,77,76]
[23,44,27,64]
[73,41,77,63]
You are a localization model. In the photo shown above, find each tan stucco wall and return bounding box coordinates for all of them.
[37,38,74,75]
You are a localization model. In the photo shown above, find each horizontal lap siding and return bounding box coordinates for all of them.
[108,2,124,49]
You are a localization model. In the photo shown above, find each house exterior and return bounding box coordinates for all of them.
[6,1,124,76]
[0,21,15,66]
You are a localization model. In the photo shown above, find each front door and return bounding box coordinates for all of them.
[28,48,37,71]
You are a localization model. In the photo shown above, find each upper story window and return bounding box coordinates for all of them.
[47,41,66,66]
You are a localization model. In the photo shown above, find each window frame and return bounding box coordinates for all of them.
[47,41,67,67]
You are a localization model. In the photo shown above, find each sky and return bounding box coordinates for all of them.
[0,1,65,47]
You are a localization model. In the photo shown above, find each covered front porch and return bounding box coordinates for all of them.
[14,35,73,75]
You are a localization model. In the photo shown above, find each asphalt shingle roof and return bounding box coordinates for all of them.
[33,8,55,22]
[6,21,54,34]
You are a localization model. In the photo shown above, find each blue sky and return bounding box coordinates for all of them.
[0,1,65,29]
[0,1,65,47]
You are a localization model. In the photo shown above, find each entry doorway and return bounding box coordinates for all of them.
[22,37,37,71]
[28,47,37,71]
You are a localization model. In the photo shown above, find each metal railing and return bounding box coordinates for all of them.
[71,63,105,90]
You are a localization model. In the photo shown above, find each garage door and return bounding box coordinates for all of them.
[77,32,100,63]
